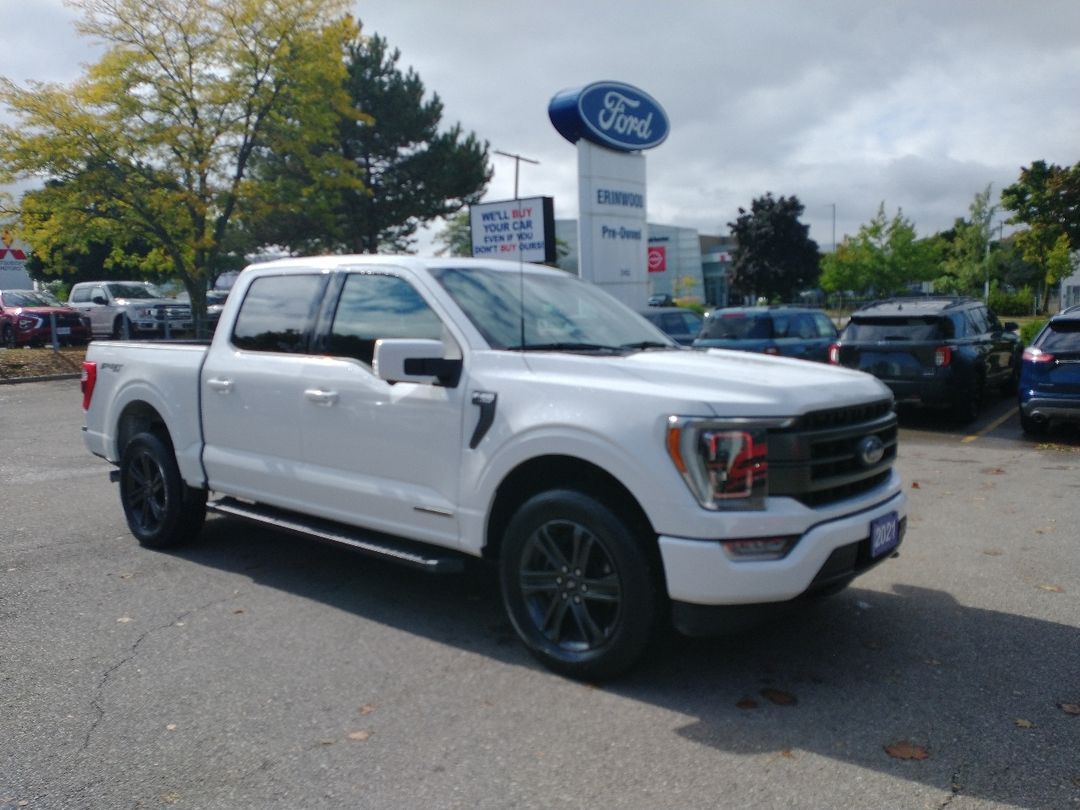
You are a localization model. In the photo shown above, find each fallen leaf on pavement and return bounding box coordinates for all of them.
[358,704,376,716]
[165,723,177,731]
[760,688,797,706]
[884,741,929,760]
[117,617,132,623]
[911,481,920,489]
[736,697,759,710]
[1037,584,1064,593]
[1014,718,1036,728]
[347,730,372,741]
[1058,703,1080,716]
[780,749,796,759]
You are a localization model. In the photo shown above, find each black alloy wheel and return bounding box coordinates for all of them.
[500,489,660,680]
[119,432,206,548]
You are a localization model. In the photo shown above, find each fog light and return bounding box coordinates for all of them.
[721,536,799,561]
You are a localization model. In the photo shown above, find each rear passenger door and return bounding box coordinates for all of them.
[200,272,327,507]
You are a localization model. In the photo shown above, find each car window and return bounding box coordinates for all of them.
[1041,320,1080,352]
[787,313,819,340]
[324,273,444,366]
[105,283,162,299]
[965,307,989,335]
[812,313,837,338]
[701,313,772,340]
[232,274,325,353]
[842,317,945,341]
[679,312,703,334]
[70,287,90,304]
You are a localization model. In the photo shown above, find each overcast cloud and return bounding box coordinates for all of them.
[2,0,1078,251]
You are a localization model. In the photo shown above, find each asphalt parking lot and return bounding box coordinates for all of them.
[2,380,1078,810]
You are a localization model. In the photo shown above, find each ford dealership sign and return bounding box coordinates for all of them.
[549,81,669,152]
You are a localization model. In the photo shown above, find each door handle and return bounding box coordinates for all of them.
[304,388,339,406]
[206,378,234,394]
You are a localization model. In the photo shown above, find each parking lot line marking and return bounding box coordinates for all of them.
[961,407,1018,443]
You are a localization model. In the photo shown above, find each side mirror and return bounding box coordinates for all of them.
[91,295,108,306]
[373,339,461,387]
[1003,321,1019,333]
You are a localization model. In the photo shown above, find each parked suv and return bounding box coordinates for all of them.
[829,297,1021,422]
[637,306,702,345]
[1018,305,1080,435]
[68,281,192,339]
[1,289,91,347]
[693,306,839,362]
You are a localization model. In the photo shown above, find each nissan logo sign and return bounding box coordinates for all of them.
[549,81,670,152]
[856,435,886,467]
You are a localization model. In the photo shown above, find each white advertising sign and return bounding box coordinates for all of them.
[470,197,554,263]
[576,140,648,308]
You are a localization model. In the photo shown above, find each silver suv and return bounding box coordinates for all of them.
[68,281,192,339]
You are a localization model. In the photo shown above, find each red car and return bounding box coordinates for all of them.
[1,289,92,348]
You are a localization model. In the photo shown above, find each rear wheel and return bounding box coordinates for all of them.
[1019,410,1048,437]
[953,374,984,424]
[1,323,14,349]
[112,316,130,340]
[499,489,662,681]
[119,432,206,548]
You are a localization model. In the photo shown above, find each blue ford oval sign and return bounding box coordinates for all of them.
[549,81,669,152]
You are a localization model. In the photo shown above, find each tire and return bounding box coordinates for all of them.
[499,489,662,681]
[1019,410,1048,437]
[1,323,14,349]
[112,316,130,340]
[953,374,984,425]
[119,432,207,548]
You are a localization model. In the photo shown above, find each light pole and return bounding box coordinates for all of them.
[494,150,540,200]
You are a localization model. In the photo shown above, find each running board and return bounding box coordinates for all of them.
[206,497,466,574]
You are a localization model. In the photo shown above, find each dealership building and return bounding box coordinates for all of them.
[553,219,737,307]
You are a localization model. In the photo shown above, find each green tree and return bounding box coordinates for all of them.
[1001,160,1080,311]
[434,210,473,257]
[727,193,819,302]
[0,0,359,334]
[252,31,491,254]
[935,185,997,295]
[820,203,941,295]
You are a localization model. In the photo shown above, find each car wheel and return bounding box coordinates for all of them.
[954,375,984,424]
[499,489,662,681]
[112,316,130,340]
[119,432,207,548]
[1,323,14,349]
[1019,410,1048,437]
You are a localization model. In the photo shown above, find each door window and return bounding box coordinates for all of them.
[231,274,325,353]
[70,287,90,304]
[324,273,444,366]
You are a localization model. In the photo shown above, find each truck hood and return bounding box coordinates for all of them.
[519,347,892,417]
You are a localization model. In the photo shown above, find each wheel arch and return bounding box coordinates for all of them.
[483,454,657,565]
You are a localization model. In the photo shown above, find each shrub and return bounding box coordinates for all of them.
[988,286,1036,317]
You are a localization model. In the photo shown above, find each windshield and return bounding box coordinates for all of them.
[431,266,673,351]
[843,316,945,341]
[1,290,58,307]
[106,282,163,299]
[1041,320,1080,352]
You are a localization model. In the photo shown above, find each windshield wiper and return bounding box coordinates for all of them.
[514,342,623,354]
[620,341,675,351]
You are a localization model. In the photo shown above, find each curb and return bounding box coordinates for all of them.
[0,373,82,386]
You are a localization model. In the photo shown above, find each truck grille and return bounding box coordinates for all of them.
[153,305,191,320]
[768,399,897,507]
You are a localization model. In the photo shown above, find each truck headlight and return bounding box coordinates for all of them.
[666,416,786,510]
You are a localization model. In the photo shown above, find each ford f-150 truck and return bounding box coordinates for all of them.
[81,256,906,679]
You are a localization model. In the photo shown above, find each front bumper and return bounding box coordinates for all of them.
[659,489,907,613]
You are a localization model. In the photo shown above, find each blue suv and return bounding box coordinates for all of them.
[693,306,838,362]
[1018,305,1080,435]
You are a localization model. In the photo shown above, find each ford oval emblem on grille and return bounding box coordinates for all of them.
[856,435,885,467]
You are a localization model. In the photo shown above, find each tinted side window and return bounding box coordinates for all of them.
[843,317,945,341]
[789,313,819,339]
[812,313,837,338]
[325,273,443,366]
[70,287,90,304]
[1042,320,1080,352]
[232,274,324,353]
[965,307,989,335]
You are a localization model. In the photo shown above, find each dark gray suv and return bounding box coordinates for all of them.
[830,297,1021,422]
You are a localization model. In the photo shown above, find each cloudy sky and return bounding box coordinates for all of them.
[2,0,1078,251]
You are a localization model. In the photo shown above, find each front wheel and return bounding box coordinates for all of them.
[499,489,662,681]
[1019,410,1048,437]
[1,323,14,349]
[119,432,206,548]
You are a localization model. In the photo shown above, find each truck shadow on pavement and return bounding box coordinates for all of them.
[179,518,1080,808]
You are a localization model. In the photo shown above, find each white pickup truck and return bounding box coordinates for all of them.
[81,256,906,679]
